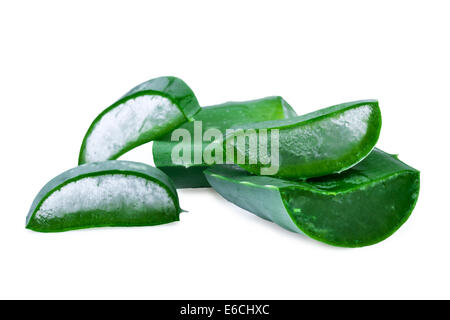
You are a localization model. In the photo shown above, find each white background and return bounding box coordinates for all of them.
[0,0,449,299]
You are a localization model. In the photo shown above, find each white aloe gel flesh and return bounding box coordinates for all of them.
[275,105,372,161]
[84,95,185,162]
[225,101,379,178]
[34,174,176,222]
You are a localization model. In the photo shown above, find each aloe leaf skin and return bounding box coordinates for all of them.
[26,161,181,232]
[227,99,382,179]
[79,76,200,164]
[153,96,297,188]
[205,149,420,247]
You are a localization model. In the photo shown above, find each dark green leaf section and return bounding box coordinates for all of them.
[153,96,297,188]
[78,76,200,164]
[226,100,382,179]
[204,149,420,247]
[26,161,181,232]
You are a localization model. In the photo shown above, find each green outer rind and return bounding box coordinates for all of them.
[26,161,181,232]
[156,165,211,188]
[78,76,200,164]
[227,99,382,179]
[204,149,420,247]
[152,96,297,188]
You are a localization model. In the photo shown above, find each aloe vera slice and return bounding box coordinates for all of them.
[153,96,297,188]
[225,100,381,179]
[205,149,420,247]
[26,161,181,232]
[78,76,200,164]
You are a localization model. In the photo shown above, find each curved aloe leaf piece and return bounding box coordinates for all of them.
[26,161,181,232]
[153,96,297,188]
[205,149,420,247]
[225,100,381,179]
[79,76,200,164]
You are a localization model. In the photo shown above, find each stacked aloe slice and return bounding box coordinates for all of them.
[27,76,419,247]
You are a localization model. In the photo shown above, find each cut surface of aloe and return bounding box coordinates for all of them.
[225,100,381,179]
[205,149,420,247]
[26,161,181,232]
[153,96,297,188]
[79,76,200,164]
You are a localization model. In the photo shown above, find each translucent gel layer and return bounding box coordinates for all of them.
[84,95,184,162]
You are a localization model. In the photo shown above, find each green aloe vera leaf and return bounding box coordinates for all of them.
[26,161,181,232]
[225,99,382,179]
[152,96,297,188]
[204,149,420,247]
[79,76,200,164]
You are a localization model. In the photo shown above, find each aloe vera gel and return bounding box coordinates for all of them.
[27,161,180,232]
[27,76,419,247]
[223,100,382,179]
[79,76,200,164]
